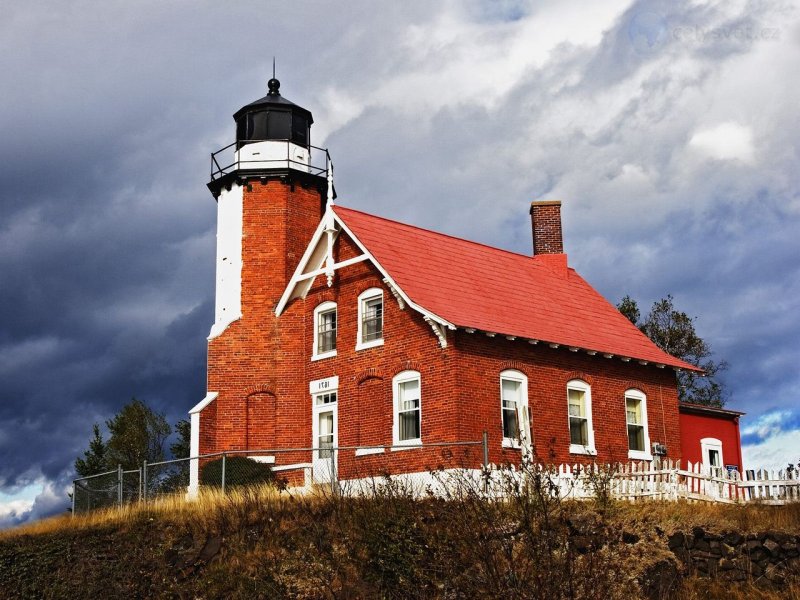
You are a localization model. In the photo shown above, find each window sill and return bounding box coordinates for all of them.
[628,450,653,461]
[311,350,337,362]
[355,338,384,352]
[249,455,276,464]
[354,447,386,457]
[569,444,597,456]
[502,438,521,449]
[391,442,422,452]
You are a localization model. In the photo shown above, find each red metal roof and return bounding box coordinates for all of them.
[334,205,699,371]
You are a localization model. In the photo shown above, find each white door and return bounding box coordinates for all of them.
[312,392,337,484]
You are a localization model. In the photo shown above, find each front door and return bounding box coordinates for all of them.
[312,391,337,484]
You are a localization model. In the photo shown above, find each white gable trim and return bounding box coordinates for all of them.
[189,391,218,415]
[275,208,455,337]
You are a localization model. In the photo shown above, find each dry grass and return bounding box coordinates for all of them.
[617,500,800,534]
[1,480,798,599]
[0,483,292,541]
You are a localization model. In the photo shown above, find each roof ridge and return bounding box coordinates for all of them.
[334,204,561,266]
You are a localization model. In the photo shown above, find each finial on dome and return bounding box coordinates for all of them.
[268,57,280,95]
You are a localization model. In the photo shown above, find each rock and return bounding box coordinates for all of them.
[640,559,681,600]
[694,538,711,552]
[668,532,686,551]
[763,538,781,557]
[718,558,737,571]
[720,543,736,558]
[692,526,706,540]
[724,532,743,546]
[751,562,763,578]
[749,547,768,562]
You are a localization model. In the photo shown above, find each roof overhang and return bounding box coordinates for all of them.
[679,402,745,418]
[275,207,455,337]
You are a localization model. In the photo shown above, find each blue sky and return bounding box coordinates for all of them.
[1,0,799,527]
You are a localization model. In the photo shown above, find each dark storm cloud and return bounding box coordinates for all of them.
[1,0,799,523]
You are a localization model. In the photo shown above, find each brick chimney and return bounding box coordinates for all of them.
[530,200,564,255]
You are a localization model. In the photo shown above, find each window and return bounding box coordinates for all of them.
[625,389,652,460]
[567,380,595,454]
[701,438,724,473]
[312,301,337,360]
[356,288,384,350]
[500,370,530,449]
[393,371,421,446]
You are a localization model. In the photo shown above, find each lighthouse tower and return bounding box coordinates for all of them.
[189,79,330,492]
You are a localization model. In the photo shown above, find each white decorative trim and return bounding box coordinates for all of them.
[188,392,218,498]
[424,316,448,348]
[249,455,276,464]
[275,208,456,354]
[390,445,421,452]
[465,328,476,334]
[310,376,339,394]
[382,278,406,310]
[354,447,386,456]
[189,392,219,415]
[272,463,313,472]
[528,339,539,345]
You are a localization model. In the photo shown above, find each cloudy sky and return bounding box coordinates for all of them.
[1,0,798,527]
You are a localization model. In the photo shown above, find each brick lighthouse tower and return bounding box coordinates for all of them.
[188,78,331,493]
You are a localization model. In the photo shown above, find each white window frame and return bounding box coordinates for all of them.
[356,287,384,351]
[392,370,421,448]
[500,370,529,449]
[701,437,724,472]
[567,379,596,455]
[624,389,652,460]
[312,301,337,361]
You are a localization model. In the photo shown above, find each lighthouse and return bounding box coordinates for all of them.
[189,78,331,494]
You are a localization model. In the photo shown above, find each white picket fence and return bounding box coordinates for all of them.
[543,461,800,505]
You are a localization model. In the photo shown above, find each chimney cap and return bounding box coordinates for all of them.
[530,200,562,213]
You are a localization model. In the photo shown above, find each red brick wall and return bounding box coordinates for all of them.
[452,332,682,466]
[200,178,683,479]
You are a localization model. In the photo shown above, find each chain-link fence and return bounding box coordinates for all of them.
[72,438,489,515]
[72,467,141,514]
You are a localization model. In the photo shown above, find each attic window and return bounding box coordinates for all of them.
[313,301,337,360]
[356,288,384,351]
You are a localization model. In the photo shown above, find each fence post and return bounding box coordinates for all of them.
[71,481,76,516]
[138,467,143,503]
[143,460,148,503]
[482,431,489,495]
[117,464,123,506]
[221,452,227,495]
[330,446,338,497]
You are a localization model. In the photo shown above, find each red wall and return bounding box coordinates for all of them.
[679,410,743,472]
[201,175,685,478]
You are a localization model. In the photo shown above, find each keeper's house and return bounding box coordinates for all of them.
[188,80,742,492]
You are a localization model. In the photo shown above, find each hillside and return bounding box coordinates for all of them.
[1,483,799,599]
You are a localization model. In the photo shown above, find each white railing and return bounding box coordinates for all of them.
[538,460,800,505]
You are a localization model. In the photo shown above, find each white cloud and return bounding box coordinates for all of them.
[743,429,800,471]
[689,121,755,163]
[0,499,33,527]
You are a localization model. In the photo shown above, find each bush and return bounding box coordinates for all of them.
[200,456,284,490]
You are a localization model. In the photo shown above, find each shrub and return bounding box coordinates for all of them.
[200,456,284,490]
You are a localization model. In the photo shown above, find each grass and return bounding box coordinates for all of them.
[1,481,798,599]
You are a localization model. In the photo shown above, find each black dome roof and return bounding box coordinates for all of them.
[232,78,313,124]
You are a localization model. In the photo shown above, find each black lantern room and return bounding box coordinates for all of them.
[233,78,313,148]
